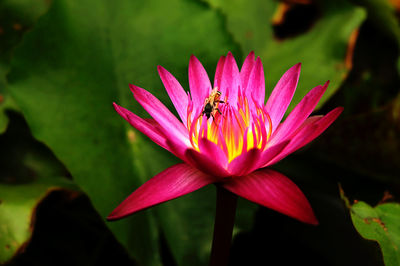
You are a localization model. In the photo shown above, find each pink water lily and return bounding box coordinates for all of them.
[108,52,343,225]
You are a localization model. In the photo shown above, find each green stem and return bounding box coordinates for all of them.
[209,185,238,266]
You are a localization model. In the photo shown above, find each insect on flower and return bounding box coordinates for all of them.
[201,87,225,120]
[108,52,343,225]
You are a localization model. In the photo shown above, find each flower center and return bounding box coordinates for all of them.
[187,90,272,163]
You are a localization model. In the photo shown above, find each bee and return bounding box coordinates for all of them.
[201,87,224,120]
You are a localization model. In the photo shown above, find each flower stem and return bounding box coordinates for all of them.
[209,185,238,266]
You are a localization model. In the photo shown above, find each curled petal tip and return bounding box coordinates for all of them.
[310,217,319,226]
[319,81,329,94]
[247,51,255,59]
[294,62,301,70]
[304,211,319,225]
[113,102,125,116]
[157,65,168,77]
[128,83,137,92]
[332,106,344,113]
[189,54,202,67]
[189,54,196,62]
[106,213,121,221]
[129,84,144,97]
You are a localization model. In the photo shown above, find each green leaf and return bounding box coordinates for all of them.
[202,0,366,112]
[6,0,238,265]
[0,90,16,133]
[349,201,400,266]
[0,0,51,72]
[0,177,79,264]
[0,0,51,133]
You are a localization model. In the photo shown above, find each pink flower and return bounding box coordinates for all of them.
[108,52,342,225]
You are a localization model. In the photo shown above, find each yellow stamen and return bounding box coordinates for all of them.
[188,95,272,163]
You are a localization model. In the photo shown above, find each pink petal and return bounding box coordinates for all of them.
[222,169,318,225]
[158,66,189,127]
[214,55,226,89]
[246,57,265,106]
[255,140,290,170]
[185,148,231,177]
[164,136,193,164]
[219,52,241,106]
[265,63,301,132]
[143,115,193,164]
[265,107,343,167]
[227,148,261,177]
[295,106,343,150]
[297,115,323,128]
[199,137,228,169]
[113,103,169,150]
[269,81,328,145]
[114,102,191,165]
[189,55,212,113]
[107,164,216,220]
[240,51,255,90]
[129,84,190,146]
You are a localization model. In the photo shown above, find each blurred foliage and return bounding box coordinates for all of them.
[202,0,365,112]
[0,0,51,133]
[4,0,237,265]
[0,0,399,266]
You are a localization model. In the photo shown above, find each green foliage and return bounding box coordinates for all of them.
[348,200,400,266]
[0,0,51,133]
[203,0,366,112]
[0,177,79,263]
[1,0,399,265]
[5,0,237,265]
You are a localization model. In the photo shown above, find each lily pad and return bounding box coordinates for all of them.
[6,0,238,265]
[342,192,400,266]
[0,0,51,133]
[202,0,366,112]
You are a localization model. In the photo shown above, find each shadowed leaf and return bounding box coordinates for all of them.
[6,0,238,265]
[0,177,79,264]
[202,0,366,112]
[0,0,51,133]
